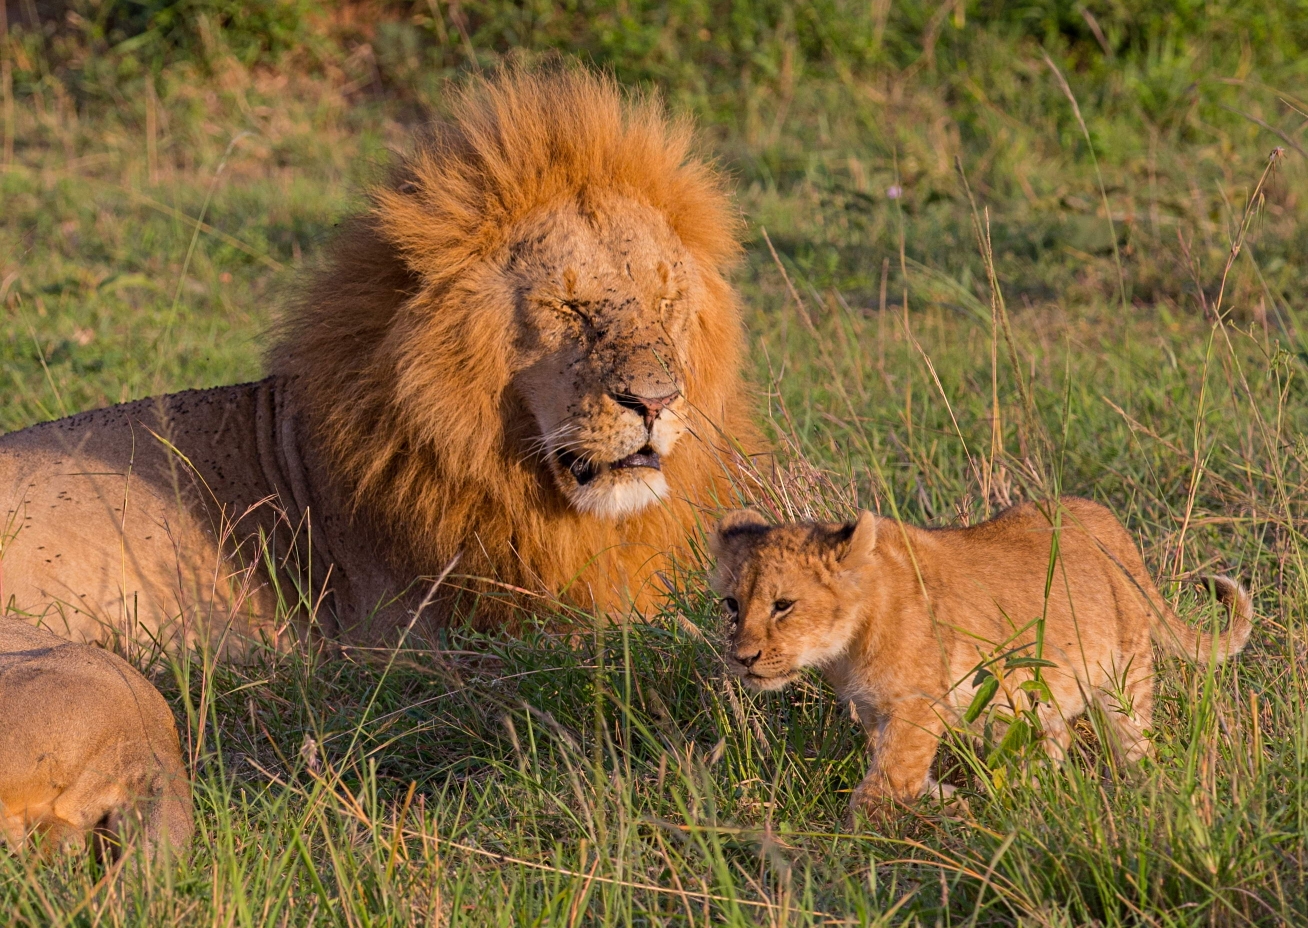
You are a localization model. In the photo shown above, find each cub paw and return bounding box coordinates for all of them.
[922,778,971,818]
[845,785,899,831]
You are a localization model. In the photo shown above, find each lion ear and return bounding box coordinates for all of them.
[708,508,769,557]
[832,510,878,568]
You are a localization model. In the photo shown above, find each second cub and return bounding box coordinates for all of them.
[708,497,1252,817]
[0,619,193,862]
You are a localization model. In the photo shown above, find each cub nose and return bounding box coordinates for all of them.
[733,648,762,669]
[612,389,680,430]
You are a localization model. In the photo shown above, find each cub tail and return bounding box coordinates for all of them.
[1153,575,1254,662]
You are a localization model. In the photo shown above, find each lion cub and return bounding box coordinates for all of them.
[0,620,193,861]
[708,498,1252,816]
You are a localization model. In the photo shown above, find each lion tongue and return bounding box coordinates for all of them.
[611,449,661,471]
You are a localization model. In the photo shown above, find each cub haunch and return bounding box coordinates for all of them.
[708,498,1253,818]
[0,620,192,861]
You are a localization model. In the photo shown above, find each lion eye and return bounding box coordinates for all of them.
[772,599,794,615]
[723,597,739,615]
[557,299,593,323]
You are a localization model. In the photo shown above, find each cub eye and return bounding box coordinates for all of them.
[722,597,739,615]
[772,599,794,615]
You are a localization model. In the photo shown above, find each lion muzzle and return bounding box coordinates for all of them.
[611,388,681,431]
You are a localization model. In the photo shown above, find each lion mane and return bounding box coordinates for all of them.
[269,67,754,625]
[0,67,754,649]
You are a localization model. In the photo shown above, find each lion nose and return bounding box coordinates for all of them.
[612,389,680,430]
[734,648,762,669]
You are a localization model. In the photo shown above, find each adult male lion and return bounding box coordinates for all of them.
[0,69,753,650]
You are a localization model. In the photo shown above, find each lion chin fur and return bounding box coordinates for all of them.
[569,468,671,521]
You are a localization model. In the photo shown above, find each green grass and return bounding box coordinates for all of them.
[3,2,1308,923]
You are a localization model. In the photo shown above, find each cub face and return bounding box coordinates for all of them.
[707,510,878,690]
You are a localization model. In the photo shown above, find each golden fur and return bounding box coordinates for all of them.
[270,66,753,624]
[0,67,753,650]
[709,498,1253,818]
[0,620,192,861]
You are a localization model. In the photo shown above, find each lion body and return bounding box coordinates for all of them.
[0,69,752,648]
[0,619,192,859]
[709,498,1253,816]
[0,379,393,648]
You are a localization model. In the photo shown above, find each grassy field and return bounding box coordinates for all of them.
[2,1,1308,924]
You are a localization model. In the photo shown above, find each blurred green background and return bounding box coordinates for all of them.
[2,2,1307,924]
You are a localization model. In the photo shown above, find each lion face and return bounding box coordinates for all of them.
[708,511,877,691]
[506,194,701,519]
[272,68,750,619]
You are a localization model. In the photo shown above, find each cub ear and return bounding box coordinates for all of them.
[832,510,878,567]
[708,508,769,557]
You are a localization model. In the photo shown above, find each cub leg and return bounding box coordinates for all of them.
[850,698,947,821]
[1099,672,1155,764]
[49,750,137,859]
[1036,703,1074,765]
